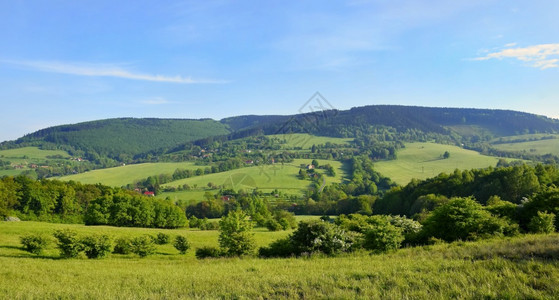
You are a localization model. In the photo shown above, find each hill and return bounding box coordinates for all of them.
[2,118,230,161]
[373,142,521,185]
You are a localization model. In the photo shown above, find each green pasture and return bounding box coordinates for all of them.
[267,133,353,149]
[0,147,72,176]
[58,162,198,187]
[161,159,346,199]
[0,147,71,162]
[1,221,557,299]
[374,142,514,185]
[491,136,559,156]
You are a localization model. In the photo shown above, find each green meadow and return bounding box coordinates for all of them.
[0,146,72,176]
[1,221,557,299]
[161,159,346,198]
[491,135,559,156]
[267,133,354,149]
[59,162,199,187]
[374,142,514,185]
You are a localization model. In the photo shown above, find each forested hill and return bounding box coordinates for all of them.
[2,106,559,163]
[222,105,559,138]
[2,118,230,160]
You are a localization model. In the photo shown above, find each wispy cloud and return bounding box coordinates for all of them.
[475,43,559,70]
[1,60,227,83]
[141,97,173,105]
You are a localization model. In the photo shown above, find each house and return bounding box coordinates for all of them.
[144,191,155,197]
[245,160,254,164]
[307,164,315,170]
[221,195,233,201]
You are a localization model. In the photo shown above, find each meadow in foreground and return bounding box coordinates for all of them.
[1,221,558,299]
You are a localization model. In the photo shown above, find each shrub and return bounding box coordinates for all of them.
[219,210,255,256]
[154,232,170,245]
[113,237,132,254]
[528,211,556,234]
[421,197,513,242]
[20,234,49,255]
[362,216,404,253]
[173,235,190,254]
[195,246,222,259]
[290,220,354,256]
[130,235,156,257]
[53,229,83,258]
[81,234,112,259]
[258,238,294,258]
[265,219,283,231]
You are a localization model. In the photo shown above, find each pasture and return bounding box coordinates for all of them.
[1,221,557,299]
[491,135,559,156]
[161,159,346,198]
[373,142,515,185]
[58,162,199,187]
[267,133,353,149]
[0,146,71,176]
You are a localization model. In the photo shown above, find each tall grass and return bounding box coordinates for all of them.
[1,221,557,299]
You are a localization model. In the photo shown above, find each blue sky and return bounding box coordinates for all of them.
[1,0,559,142]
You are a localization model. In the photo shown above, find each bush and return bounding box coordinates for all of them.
[362,216,404,253]
[290,220,354,256]
[265,219,283,231]
[130,235,156,257]
[173,235,190,254]
[53,229,83,258]
[421,197,513,242]
[219,210,255,256]
[195,246,222,259]
[113,237,132,254]
[258,238,294,258]
[154,232,170,245]
[81,234,112,259]
[528,211,556,234]
[20,234,49,255]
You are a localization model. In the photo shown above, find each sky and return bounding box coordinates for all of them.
[1,0,559,142]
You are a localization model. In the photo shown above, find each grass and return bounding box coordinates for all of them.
[1,221,558,299]
[491,135,559,156]
[374,142,519,185]
[161,159,346,200]
[0,146,72,176]
[58,162,199,187]
[267,133,354,150]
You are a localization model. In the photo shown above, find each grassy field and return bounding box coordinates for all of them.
[161,159,346,200]
[1,221,557,299]
[267,133,354,150]
[0,146,72,177]
[374,142,518,185]
[58,162,199,187]
[491,135,559,156]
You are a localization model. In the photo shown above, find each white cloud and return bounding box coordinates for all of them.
[475,43,559,69]
[1,60,227,83]
[141,97,172,105]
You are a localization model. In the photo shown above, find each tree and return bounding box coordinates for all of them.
[173,235,191,254]
[443,151,450,159]
[218,210,255,256]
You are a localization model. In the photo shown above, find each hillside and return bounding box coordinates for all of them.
[222,105,559,138]
[2,106,559,171]
[2,118,230,160]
